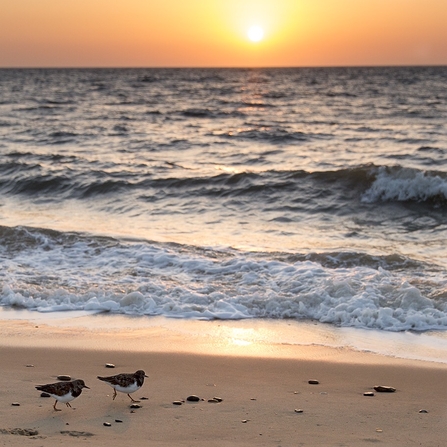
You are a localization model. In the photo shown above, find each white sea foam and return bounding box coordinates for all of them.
[362,166,447,203]
[1,235,446,332]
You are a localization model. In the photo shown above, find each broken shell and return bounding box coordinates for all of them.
[374,386,396,393]
[57,375,71,381]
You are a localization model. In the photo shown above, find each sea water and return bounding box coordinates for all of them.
[0,67,446,360]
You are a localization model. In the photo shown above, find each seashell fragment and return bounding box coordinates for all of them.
[57,375,71,381]
[374,386,396,393]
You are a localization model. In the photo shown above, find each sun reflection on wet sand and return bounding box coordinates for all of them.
[2,310,447,364]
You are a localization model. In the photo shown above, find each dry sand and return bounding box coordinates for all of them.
[1,318,447,446]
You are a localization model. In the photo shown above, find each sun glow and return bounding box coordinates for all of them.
[247,25,264,42]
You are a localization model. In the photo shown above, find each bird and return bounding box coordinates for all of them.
[35,379,90,411]
[97,370,148,402]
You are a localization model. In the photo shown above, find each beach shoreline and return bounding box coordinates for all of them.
[1,317,447,446]
[3,310,447,363]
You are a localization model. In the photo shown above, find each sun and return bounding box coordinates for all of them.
[247,25,264,43]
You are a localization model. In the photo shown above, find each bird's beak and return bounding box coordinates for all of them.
[145,375,148,378]
[84,385,90,389]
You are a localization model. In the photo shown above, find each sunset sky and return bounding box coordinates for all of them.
[1,0,446,67]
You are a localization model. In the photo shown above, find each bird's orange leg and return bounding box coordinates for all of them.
[128,394,140,403]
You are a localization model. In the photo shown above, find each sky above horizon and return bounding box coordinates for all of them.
[1,0,446,68]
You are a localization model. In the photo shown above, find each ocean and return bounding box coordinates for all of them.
[0,67,446,359]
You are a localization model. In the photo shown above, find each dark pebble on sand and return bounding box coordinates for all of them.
[173,401,183,405]
[140,396,149,400]
[294,409,304,413]
[419,409,429,413]
[105,363,115,368]
[186,395,201,402]
[363,392,375,397]
[374,386,396,393]
[40,392,51,398]
[3,428,38,436]
[115,419,123,423]
[130,404,142,409]
[11,402,20,406]
[308,379,319,385]
[103,422,111,427]
[26,364,34,367]
[57,375,71,381]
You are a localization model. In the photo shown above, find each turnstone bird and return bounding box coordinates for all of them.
[35,379,89,411]
[97,370,148,402]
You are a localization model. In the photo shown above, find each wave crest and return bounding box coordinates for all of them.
[362,166,447,205]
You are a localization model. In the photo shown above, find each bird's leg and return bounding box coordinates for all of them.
[66,402,72,408]
[128,394,140,403]
[53,401,62,412]
[112,389,117,400]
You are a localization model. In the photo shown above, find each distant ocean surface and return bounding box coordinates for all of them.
[0,67,446,332]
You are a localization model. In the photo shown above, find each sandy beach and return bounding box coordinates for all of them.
[1,317,447,447]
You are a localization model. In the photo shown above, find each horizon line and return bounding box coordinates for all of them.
[0,64,446,70]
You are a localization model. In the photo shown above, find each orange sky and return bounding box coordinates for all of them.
[1,0,446,67]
